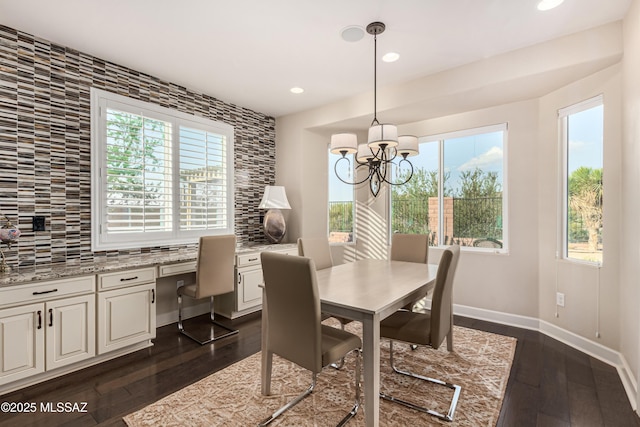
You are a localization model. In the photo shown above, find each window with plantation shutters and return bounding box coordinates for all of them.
[91,88,234,251]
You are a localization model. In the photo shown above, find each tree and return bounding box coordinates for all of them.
[391,168,449,235]
[568,166,603,252]
[450,168,502,241]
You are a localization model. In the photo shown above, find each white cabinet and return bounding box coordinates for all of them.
[0,277,96,386]
[215,246,298,319]
[0,303,44,385]
[46,294,95,370]
[96,268,156,355]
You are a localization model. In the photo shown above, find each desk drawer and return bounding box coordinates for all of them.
[97,267,156,291]
[0,275,95,309]
[236,253,261,268]
[157,261,196,277]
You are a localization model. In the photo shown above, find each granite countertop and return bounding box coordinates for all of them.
[0,243,297,288]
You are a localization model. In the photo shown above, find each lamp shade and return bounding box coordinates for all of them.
[330,133,358,155]
[356,142,376,163]
[367,123,398,149]
[258,186,291,210]
[396,135,419,157]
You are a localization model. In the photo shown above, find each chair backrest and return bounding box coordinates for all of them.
[261,252,323,373]
[390,233,429,264]
[297,237,333,270]
[194,235,236,299]
[429,245,460,349]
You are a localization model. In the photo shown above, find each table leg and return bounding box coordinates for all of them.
[362,314,380,426]
[260,286,272,395]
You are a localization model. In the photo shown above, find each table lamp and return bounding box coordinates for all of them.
[258,186,291,243]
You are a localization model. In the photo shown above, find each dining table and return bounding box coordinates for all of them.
[260,258,438,427]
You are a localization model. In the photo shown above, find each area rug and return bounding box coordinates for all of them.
[124,322,516,426]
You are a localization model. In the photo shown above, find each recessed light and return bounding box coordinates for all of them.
[290,87,304,94]
[341,25,365,42]
[537,0,564,11]
[382,52,400,63]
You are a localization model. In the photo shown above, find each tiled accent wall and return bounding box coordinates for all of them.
[0,25,275,266]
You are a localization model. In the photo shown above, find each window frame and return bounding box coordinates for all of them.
[558,95,604,265]
[390,123,509,253]
[90,88,234,251]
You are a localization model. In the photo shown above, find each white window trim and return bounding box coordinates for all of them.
[558,94,603,265]
[90,88,234,251]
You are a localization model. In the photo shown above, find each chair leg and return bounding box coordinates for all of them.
[336,348,361,426]
[331,320,347,369]
[177,295,238,345]
[258,373,317,426]
[380,340,461,422]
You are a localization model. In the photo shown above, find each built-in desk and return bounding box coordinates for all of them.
[0,242,297,395]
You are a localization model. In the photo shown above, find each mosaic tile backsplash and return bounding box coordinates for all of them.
[0,25,276,266]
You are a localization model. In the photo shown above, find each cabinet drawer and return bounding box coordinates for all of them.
[0,276,95,309]
[97,267,156,291]
[274,248,299,256]
[157,261,196,277]
[236,253,261,268]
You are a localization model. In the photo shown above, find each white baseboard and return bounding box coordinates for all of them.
[452,302,638,411]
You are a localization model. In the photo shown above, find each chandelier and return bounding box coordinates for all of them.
[330,22,419,197]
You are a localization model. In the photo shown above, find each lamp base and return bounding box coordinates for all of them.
[263,209,286,244]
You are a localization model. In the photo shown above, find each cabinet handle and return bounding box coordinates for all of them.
[48,308,53,327]
[248,257,258,262]
[151,289,155,304]
[32,288,58,295]
[238,272,242,284]
[120,276,139,282]
[37,310,42,329]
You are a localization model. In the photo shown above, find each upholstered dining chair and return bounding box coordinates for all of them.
[390,233,430,311]
[259,252,361,426]
[177,234,238,345]
[298,237,352,369]
[379,244,461,422]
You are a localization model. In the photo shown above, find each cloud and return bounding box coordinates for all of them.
[458,146,503,171]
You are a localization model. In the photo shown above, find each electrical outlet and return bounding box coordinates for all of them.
[177,280,184,288]
[556,292,565,307]
[32,216,45,231]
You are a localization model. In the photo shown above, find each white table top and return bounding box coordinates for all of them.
[315,258,438,319]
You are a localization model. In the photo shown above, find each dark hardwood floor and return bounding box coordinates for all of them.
[1,313,638,426]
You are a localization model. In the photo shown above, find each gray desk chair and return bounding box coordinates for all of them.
[298,237,352,368]
[390,233,429,311]
[177,235,238,345]
[379,245,461,422]
[259,252,361,427]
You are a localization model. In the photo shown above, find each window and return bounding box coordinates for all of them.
[391,124,507,251]
[328,148,355,243]
[560,96,603,264]
[90,88,234,251]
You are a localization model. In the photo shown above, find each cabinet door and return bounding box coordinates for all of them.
[46,294,95,370]
[237,268,263,311]
[0,303,45,386]
[97,283,156,355]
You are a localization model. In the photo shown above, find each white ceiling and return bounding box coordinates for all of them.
[0,0,632,118]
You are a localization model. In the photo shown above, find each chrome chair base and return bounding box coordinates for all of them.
[381,340,461,422]
[259,349,361,426]
[177,295,238,345]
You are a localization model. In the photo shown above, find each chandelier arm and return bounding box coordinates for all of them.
[383,158,415,186]
[334,157,374,185]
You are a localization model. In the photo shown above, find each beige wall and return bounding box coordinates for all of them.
[622,0,640,402]
[537,64,622,351]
